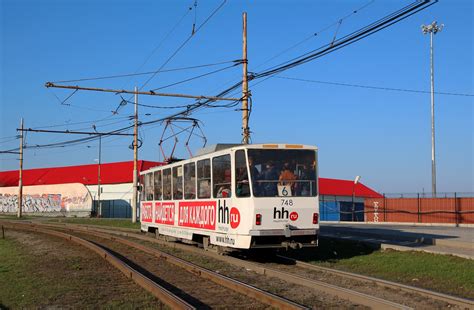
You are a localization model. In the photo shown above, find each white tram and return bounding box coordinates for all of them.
[140,143,319,250]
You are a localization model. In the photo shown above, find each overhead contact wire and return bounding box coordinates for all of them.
[276,76,474,97]
[1,1,434,153]
[50,60,240,84]
[138,0,227,92]
[151,62,241,91]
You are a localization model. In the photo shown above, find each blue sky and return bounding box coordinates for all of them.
[1,0,472,193]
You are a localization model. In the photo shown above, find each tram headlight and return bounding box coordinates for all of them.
[313,213,319,224]
[256,214,262,226]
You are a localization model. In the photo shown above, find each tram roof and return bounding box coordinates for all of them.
[142,143,319,173]
[194,143,317,156]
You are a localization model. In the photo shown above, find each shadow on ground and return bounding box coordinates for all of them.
[241,237,378,264]
[321,225,462,245]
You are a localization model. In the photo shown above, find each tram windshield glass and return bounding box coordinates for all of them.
[247,149,317,197]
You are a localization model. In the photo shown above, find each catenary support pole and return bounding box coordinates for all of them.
[97,134,102,217]
[132,87,138,223]
[17,118,24,218]
[241,12,250,144]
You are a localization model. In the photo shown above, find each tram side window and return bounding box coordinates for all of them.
[213,154,231,198]
[184,162,196,199]
[145,173,154,201]
[197,159,211,199]
[173,166,183,200]
[154,170,162,200]
[140,174,145,201]
[162,168,172,200]
[235,150,250,197]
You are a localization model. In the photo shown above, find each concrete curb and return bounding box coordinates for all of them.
[432,238,473,250]
[321,221,474,228]
[320,227,473,251]
[379,243,474,260]
[320,234,474,260]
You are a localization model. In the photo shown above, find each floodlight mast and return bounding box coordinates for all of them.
[421,21,443,197]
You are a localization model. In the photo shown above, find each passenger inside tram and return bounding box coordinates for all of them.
[261,162,278,196]
[236,167,250,197]
[279,162,297,186]
[217,185,231,198]
[248,149,317,197]
[199,179,211,198]
[278,162,297,196]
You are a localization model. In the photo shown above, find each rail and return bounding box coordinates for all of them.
[18,221,474,309]
[2,223,194,310]
[2,221,307,310]
[276,255,474,309]
[30,222,414,309]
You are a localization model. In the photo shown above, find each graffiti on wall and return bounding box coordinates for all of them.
[0,193,89,213]
[61,195,89,210]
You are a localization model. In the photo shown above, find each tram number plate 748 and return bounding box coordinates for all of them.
[281,199,293,207]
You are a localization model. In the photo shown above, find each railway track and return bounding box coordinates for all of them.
[275,254,474,310]
[2,222,306,310]
[10,222,414,309]
[3,224,194,310]
[51,227,474,309]
[7,221,473,309]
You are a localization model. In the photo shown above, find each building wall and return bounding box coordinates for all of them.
[319,195,365,222]
[86,183,133,218]
[86,183,132,200]
[0,183,92,217]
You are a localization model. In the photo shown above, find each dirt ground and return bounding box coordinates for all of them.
[72,232,271,309]
[0,229,163,309]
[131,239,364,309]
[130,237,466,310]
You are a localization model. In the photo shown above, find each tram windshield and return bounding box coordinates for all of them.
[247,149,317,197]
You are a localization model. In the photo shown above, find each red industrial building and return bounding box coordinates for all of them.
[0,160,381,219]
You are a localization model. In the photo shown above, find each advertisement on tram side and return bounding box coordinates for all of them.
[178,200,217,230]
[141,202,153,223]
[154,202,175,225]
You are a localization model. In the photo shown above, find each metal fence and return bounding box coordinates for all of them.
[365,193,474,224]
[382,192,473,198]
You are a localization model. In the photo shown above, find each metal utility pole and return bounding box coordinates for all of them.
[352,176,361,222]
[421,21,443,197]
[98,135,102,217]
[132,86,138,223]
[241,12,250,144]
[17,118,24,218]
[93,125,102,218]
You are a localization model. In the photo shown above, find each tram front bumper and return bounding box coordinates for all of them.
[249,228,319,249]
[249,228,318,237]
